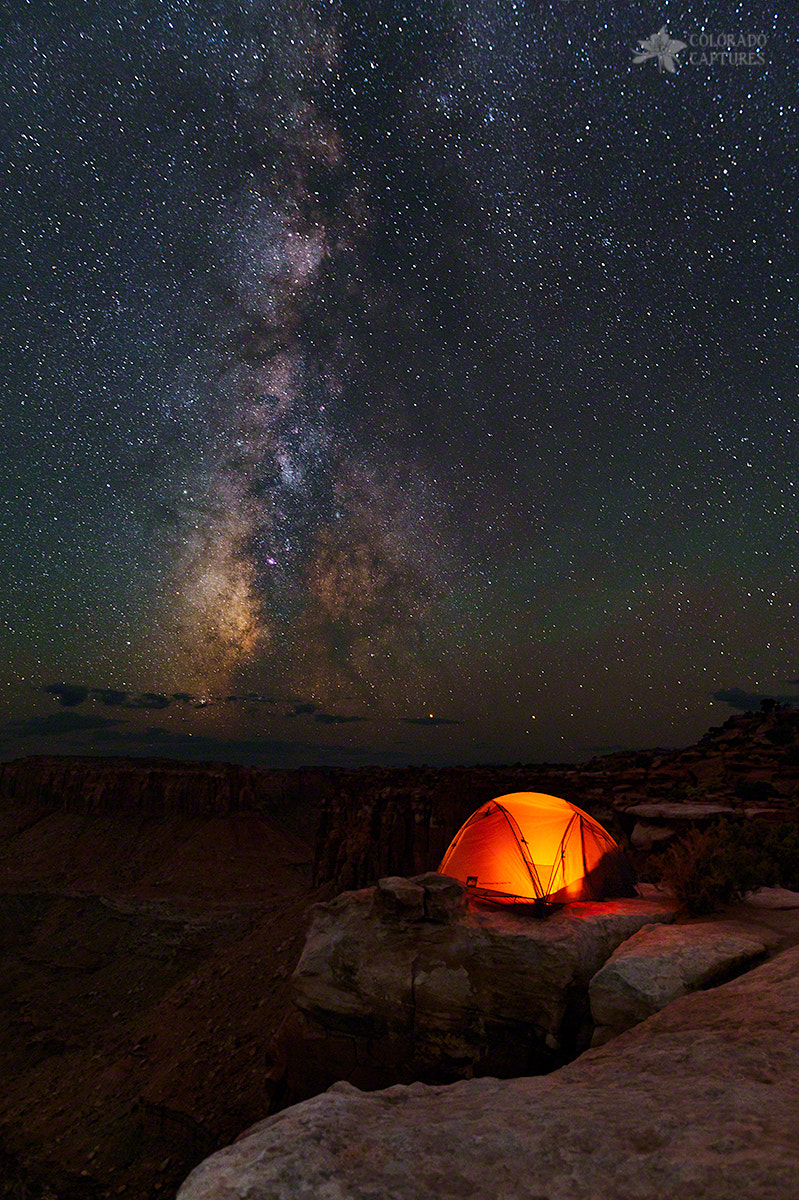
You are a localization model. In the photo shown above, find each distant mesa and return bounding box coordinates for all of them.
[713,686,798,711]
[313,713,366,725]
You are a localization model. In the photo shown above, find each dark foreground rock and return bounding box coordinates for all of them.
[178,943,799,1200]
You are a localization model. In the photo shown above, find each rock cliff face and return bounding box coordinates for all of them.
[0,773,322,1198]
[0,755,253,815]
[270,874,676,1102]
[177,943,799,1200]
[311,764,606,891]
[0,755,334,838]
[5,706,798,890]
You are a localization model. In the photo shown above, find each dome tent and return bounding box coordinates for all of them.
[438,792,637,905]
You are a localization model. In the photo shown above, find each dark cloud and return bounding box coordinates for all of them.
[313,713,367,725]
[43,683,89,707]
[47,683,171,709]
[8,712,122,736]
[713,687,798,711]
[401,716,462,727]
[91,689,128,706]
[125,693,172,710]
[44,683,304,713]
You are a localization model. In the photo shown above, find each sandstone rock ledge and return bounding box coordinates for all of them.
[278,874,676,1096]
[589,920,768,1045]
[178,944,799,1200]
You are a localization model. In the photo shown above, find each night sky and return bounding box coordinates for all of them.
[2,1,797,769]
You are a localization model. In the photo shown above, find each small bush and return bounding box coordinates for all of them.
[658,818,799,915]
[764,723,796,746]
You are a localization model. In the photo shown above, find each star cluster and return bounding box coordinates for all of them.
[2,1,797,767]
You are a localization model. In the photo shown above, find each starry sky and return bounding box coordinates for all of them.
[2,1,797,769]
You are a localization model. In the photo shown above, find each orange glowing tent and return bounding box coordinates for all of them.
[438,792,637,905]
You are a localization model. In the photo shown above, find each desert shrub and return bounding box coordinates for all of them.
[764,723,796,746]
[739,819,799,891]
[667,782,708,804]
[734,778,776,805]
[658,823,756,915]
[658,818,799,915]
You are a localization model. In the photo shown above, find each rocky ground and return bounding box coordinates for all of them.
[274,871,799,1108]
[1,706,798,1197]
[178,940,799,1200]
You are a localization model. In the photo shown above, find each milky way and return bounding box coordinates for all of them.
[157,2,458,712]
[2,1,798,766]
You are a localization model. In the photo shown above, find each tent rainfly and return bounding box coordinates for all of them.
[438,791,637,905]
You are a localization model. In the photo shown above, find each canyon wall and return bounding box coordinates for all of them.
[0,755,335,840]
[3,707,798,892]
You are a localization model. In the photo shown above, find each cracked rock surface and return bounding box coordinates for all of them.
[278,874,676,1096]
[589,919,768,1044]
[178,944,799,1200]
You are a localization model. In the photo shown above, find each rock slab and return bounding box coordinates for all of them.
[589,919,767,1044]
[746,886,799,910]
[178,944,799,1200]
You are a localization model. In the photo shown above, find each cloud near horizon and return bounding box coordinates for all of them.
[713,686,799,711]
[87,725,410,768]
[43,684,89,707]
[401,716,462,726]
[40,683,460,729]
[93,689,129,706]
[6,712,123,737]
[313,713,367,725]
[0,712,415,769]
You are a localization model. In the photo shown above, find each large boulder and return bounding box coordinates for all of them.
[178,944,799,1200]
[746,886,799,910]
[626,802,739,851]
[280,873,675,1096]
[589,920,768,1044]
